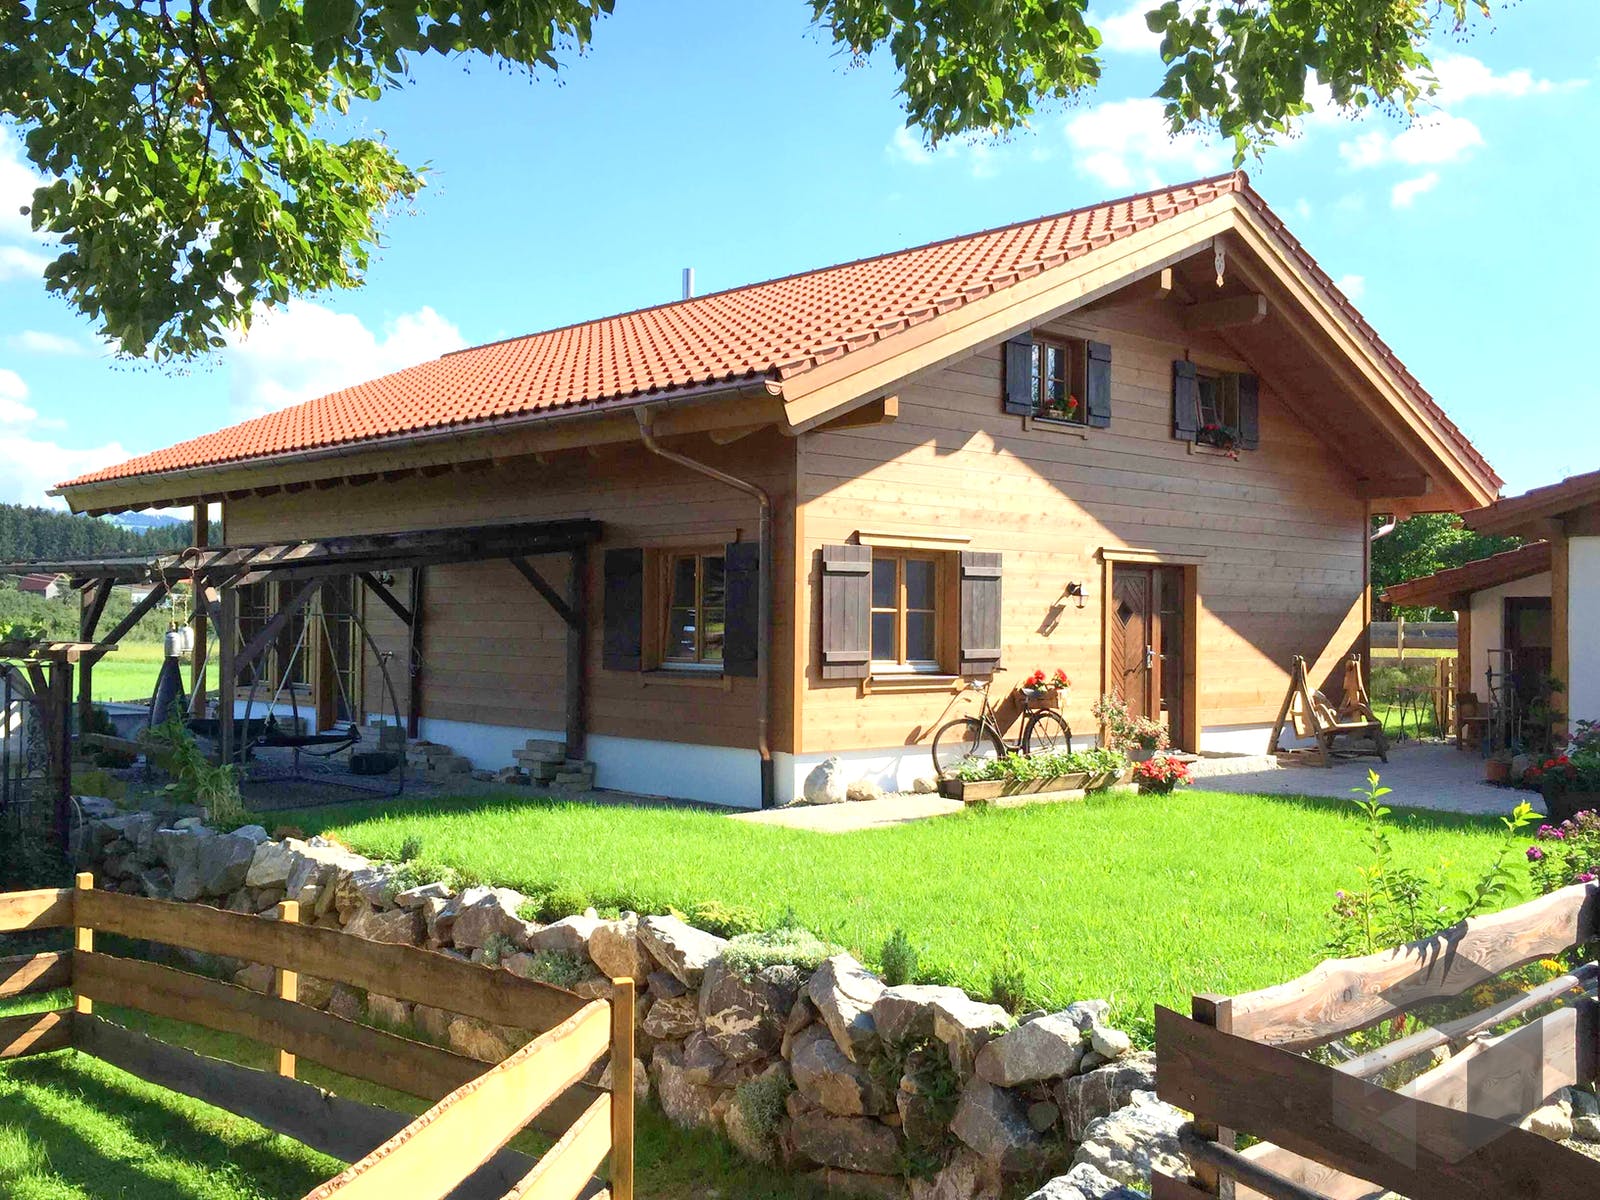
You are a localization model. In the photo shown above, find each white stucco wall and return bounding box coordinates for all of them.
[1464,571,1552,700]
[1568,537,1600,726]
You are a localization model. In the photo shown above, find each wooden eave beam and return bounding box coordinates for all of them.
[1180,292,1267,332]
[800,395,900,437]
[95,581,171,647]
[1353,474,1432,501]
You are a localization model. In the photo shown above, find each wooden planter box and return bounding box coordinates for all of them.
[1018,687,1063,711]
[939,772,1092,802]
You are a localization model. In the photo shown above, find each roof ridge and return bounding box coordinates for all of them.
[442,171,1249,361]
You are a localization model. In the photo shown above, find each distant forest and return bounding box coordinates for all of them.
[0,504,212,563]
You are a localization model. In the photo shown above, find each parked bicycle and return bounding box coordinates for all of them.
[930,678,1072,777]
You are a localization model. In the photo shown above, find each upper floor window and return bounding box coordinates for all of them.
[1030,337,1087,424]
[1173,361,1260,453]
[871,551,940,670]
[663,552,725,667]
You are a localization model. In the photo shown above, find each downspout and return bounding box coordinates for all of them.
[635,410,775,809]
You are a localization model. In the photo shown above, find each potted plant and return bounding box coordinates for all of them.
[1486,750,1515,785]
[1045,394,1080,422]
[1091,695,1170,761]
[939,747,1128,802]
[1018,667,1070,710]
[1133,754,1192,795]
[1523,748,1600,825]
[1196,423,1241,459]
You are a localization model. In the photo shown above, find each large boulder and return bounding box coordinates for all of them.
[1023,1163,1144,1200]
[788,1109,901,1174]
[244,839,298,889]
[394,880,453,910]
[789,1024,889,1117]
[1071,1091,1188,1192]
[950,1080,1048,1173]
[335,865,398,921]
[807,953,885,1063]
[450,887,527,950]
[975,1012,1087,1087]
[642,994,700,1041]
[651,1042,720,1130]
[343,905,424,946]
[524,914,600,955]
[699,958,800,1063]
[802,757,848,805]
[637,915,726,989]
[176,831,258,901]
[909,1148,1003,1200]
[931,995,1013,1076]
[873,985,974,1046]
[447,1015,529,1062]
[588,916,654,981]
[1057,1052,1156,1142]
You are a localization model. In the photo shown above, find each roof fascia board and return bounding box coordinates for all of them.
[1464,484,1600,537]
[57,386,784,515]
[778,204,1236,432]
[1224,202,1497,507]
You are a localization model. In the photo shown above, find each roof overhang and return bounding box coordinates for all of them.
[1462,469,1600,539]
[1379,541,1552,609]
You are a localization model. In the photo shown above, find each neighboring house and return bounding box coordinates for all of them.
[53,173,1499,807]
[13,573,67,600]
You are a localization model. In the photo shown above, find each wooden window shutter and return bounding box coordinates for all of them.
[1172,360,1199,442]
[819,544,871,680]
[1085,340,1112,428]
[1237,372,1260,450]
[723,541,760,678]
[1002,335,1036,415]
[959,551,1003,675]
[602,547,644,671]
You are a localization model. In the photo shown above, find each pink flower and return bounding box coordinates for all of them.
[1526,846,1545,862]
[1579,872,1597,884]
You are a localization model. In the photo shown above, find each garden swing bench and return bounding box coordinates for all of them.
[1268,653,1389,766]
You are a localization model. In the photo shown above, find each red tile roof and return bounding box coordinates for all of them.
[60,171,1495,493]
[1380,541,1550,608]
[1463,468,1600,536]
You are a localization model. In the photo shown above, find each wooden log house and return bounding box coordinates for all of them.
[46,173,1500,808]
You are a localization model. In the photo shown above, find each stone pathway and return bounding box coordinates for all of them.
[732,791,964,831]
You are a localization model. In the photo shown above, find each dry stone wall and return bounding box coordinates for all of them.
[86,812,1193,1200]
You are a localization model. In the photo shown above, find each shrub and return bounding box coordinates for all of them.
[880,928,918,986]
[147,714,247,828]
[731,1070,793,1151]
[1091,694,1170,753]
[988,950,1028,1013]
[680,898,763,939]
[1527,809,1600,893]
[522,949,590,990]
[723,924,838,976]
[398,834,424,863]
[481,932,517,967]
[1133,755,1192,795]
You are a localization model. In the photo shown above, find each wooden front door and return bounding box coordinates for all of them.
[1110,564,1190,747]
[1503,596,1553,711]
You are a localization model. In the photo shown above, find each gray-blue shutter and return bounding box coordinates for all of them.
[1086,340,1112,428]
[1172,360,1199,442]
[1237,373,1260,450]
[1003,336,1036,415]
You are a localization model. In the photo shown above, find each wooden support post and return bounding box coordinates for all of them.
[276,899,300,1078]
[218,586,237,766]
[74,872,94,1017]
[77,582,110,729]
[190,503,209,716]
[407,567,426,740]
[610,976,635,1200]
[53,662,73,850]
[1189,993,1235,1199]
[566,544,589,760]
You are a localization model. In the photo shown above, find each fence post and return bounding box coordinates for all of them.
[610,976,635,1200]
[73,872,93,1017]
[276,899,299,1078]
[1190,993,1235,1199]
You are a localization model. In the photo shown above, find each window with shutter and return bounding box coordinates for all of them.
[819,544,871,680]
[868,551,941,671]
[602,548,644,671]
[959,552,1003,676]
[1174,362,1259,454]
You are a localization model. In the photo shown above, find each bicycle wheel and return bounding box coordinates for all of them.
[931,717,1006,778]
[1022,710,1073,757]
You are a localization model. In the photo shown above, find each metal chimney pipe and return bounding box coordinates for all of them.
[682,268,694,300]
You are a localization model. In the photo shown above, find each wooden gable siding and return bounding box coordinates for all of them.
[795,301,1369,754]
[224,432,798,755]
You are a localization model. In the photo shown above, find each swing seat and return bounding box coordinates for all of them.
[1270,654,1388,766]
[254,723,360,751]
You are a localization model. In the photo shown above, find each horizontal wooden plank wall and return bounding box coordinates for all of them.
[796,300,1370,754]
[76,1016,536,1200]
[226,431,799,755]
[77,887,590,1034]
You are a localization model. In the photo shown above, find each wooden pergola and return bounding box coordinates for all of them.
[2,518,602,766]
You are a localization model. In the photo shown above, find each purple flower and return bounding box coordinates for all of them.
[1335,890,1346,900]
[1526,846,1546,862]
[1579,872,1597,884]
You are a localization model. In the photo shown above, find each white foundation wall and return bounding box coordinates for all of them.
[1568,537,1600,727]
[1465,571,1552,699]
[1199,724,1299,755]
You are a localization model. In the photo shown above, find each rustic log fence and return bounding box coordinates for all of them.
[0,875,634,1200]
[1154,880,1600,1200]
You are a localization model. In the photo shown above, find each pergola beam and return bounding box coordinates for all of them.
[358,573,414,628]
[508,558,578,629]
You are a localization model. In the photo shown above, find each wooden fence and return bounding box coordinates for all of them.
[1154,880,1600,1200]
[1369,620,1458,655]
[0,875,634,1200]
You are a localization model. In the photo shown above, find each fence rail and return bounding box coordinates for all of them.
[0,875,634,1200]
[1156,881,1600,1200]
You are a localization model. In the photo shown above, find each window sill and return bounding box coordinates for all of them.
[1186,439,1248,459]
[1022,414,1090,439]
[639,669,731,690]
[861,673,962,696]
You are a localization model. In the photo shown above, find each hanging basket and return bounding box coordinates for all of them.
[1018,686,1062,711]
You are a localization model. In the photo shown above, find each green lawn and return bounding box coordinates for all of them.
[91,643,215,704]
[266,786,1525,1041]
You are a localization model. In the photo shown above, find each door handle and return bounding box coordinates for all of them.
[1144,645,1155,670]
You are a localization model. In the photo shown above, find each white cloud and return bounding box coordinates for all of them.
[1064,98,1228,190]
[0,432,132,508]
[224,299,467,417]
[1094,2,1163,54]
[1391,172,1440,209]
[1428,54,1582,102]
[1340,111,1483,169]
[7,330,93,357]
[0,368,37,424]
[1293,198,1313,222]
[1334,274,1366,300]
[0,243,48,282]
[0,129,47,244]
[886,126,1003,179]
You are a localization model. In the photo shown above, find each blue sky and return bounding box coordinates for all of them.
[1,0,1596,509]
